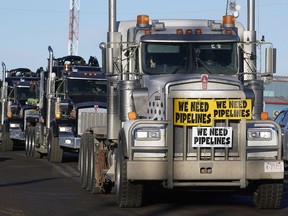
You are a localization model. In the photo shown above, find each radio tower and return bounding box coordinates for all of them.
[68,0,80,55]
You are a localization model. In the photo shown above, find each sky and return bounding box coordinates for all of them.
[0,0,287,76]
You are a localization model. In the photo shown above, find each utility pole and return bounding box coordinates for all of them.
[68,0,80,55]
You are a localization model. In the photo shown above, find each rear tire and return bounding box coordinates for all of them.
[47,129,63,163]
[116,130,144,208]
[253,183,283,209]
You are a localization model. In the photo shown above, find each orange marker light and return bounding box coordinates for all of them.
[195,29,202,34]
[144,29,151,34]
[137,15,149,28]
[260,112,269,120]
[176,29,183,34]
[223,15,235,27]
[128,111,137,120]
[225,29,233,35]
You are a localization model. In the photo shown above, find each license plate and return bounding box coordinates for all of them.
[192,127,232,148]
[264,161,284,172]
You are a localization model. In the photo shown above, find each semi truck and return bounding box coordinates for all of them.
[79,0,284,208]
[25,47,107,162]
[0,63,39,151]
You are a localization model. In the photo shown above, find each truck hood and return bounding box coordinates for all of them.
[75,101,107,110]
[68,95,107,108]
[143,74,242,88]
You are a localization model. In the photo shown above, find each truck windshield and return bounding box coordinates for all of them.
[16,86,37,100]
[67,79,107,97]
[142,42,237,75]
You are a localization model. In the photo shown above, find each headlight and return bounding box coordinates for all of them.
[247,129,272,141]
[10,123,20,128]
[135,129,160,141]
[133,127,165,147]
[59,126,73,133]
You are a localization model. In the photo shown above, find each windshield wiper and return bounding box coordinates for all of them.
[196,58,212,74]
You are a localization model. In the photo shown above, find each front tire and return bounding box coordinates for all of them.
[253,183,283,209]
[25,126,31,156]
[79,132,89,189]
[30,126,41,159]
[86,132,95,192]
[116,130,144,208]
[47,129,63,163]
[2,124,13,151]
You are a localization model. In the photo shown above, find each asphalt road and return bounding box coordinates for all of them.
[1,149,288,216]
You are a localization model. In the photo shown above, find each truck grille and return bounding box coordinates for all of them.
[78,112,107,135]
[173,119,241,161]
[165,78,247,162]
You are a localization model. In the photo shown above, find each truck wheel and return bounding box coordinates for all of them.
[80,132,89,189]
[116,131,144,208]
[30,126,41,159]
[86,134,113,194]
[86,132,95,192]
[253,183,283,209]
[25,126,31,156]
[2,124,13,151]
[47,129,63,163]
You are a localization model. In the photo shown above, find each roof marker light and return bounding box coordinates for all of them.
[176,29,183,34]
[225,29,233,35]
[186,29,193,34]
[144,29,151,34]
[195,29,202,34]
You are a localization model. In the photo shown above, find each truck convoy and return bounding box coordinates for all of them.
[25,47,107,162]
[84,0,284,209]
[0,63,39,151]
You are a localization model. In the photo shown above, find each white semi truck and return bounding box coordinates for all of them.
[79,0,284,208]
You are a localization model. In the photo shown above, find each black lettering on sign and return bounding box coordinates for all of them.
[197,128,207,136]
[209,128,228,136]
[229,100,248,108]
[178,101,189,112]
[216,101,227,109]
[190,101,209,112]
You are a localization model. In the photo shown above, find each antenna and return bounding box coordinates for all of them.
[68,0,80,55]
